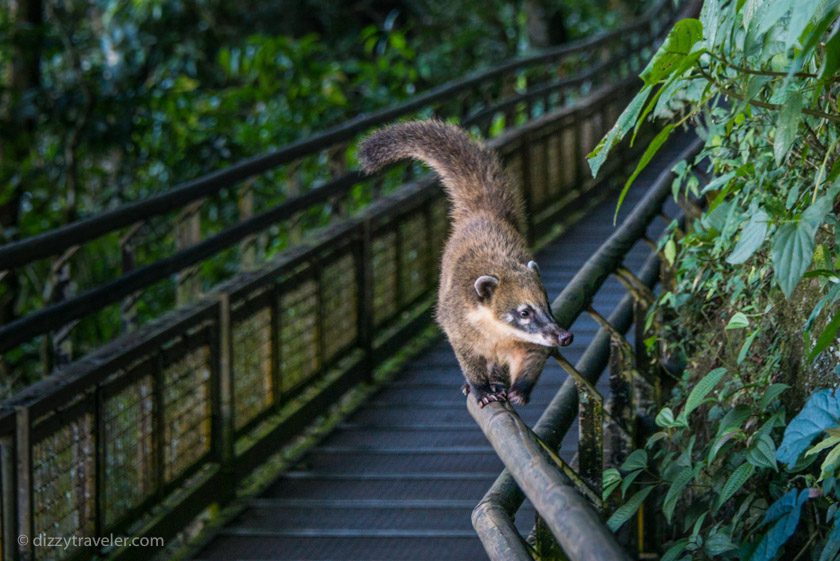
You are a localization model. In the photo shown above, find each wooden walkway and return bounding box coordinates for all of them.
[190,132,693,561]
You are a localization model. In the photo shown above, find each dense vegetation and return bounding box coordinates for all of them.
[589,0,840,559]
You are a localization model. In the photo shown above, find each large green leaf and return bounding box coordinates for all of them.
[700,0,721,47]
[727,208,769,264]
[681,367,727,421]
[777,388,840,467]
[614,124,674,223]
[771,220,816,298]
[785,0,821,49]
[809,312,840,363]
[751,489,810,561]
[620,449,648,471]
[587,85,653,178]
[773,89,803,165]
[607,486,654,531]
[747,433,778,471]
[640,19,704,86]
[715,462,754,511]
[663,467,694,524]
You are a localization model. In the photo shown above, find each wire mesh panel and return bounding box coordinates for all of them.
[278,274,320,394]
[161,339,213,483]
[102,372,156,529]
[428,196,450,275]
[231,304,274,430]
[321,252,359,363]
[529,137,549,207]
[399,213,430,306]
[547,132,563,197]
[371,231,399,327]
[31,404,96,561]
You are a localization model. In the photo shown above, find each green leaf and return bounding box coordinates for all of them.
[726,312,750,330]
[682,367,727,419]
[777,389,840,467]
[820,442,840,481]
[715,462,754,511]
[747,433,778,471]
[806,435,840,457]
[785,0,821,50]
[621,449,648,471]
[772,220,816,298]
[614,124,674,224]
[603,467,622,500]
[656,406,681,428]
[758,384,790,410]
[727,208,769,264]
[752,489,810,561]
[661,538,690,561]
[773,89,803,165]
[664,239,677,265]
[701,170,737,194]
[587,85,653,178]
[750,0,793,38]
[705,531,738,556]
[640,19,704,86]
[607,486,654,532]
[819,509,840,561]
[663,468,694,524]
[817,26,840,96]
[620,468,644,499]
[809,312,840,363]
[700,0,720,47]
[737,329,760,365]
[708,430,744,464]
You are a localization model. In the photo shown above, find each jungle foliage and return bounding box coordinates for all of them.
[588,0,840,559]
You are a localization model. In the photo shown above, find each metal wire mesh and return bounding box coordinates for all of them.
[103,375,156,528]
[232,307,274,429]
[162,344,212,482]
[399,214,429,305]
[321,253,358,362]
[32,411,95,560]
[279,277,319,393]
[530,139,548,205]
[547,134,562,196]
[371,231,398,326]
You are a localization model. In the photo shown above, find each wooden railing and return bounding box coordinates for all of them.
[0,2,679,560]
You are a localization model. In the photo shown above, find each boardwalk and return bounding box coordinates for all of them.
[190,130,694,561]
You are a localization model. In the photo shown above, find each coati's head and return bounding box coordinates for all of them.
[471,260,573,348]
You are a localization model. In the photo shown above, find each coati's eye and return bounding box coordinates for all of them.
[518,308,531,319]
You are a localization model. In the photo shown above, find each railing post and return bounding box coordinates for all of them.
[238,179,257,270]
[356,219,375,380]
[176,199,203,305]
[1,430,16,561]
[216,294,236,498]
[519,136,536,246]
[15,408,31,561]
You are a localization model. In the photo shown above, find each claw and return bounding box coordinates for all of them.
[476,387,509,407]
[461,383,470,396]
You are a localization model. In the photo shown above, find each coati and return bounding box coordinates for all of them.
[358,120,573,407]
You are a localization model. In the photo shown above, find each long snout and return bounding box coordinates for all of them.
[541,324,574,347]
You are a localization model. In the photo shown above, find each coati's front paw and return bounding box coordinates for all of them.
[507,388,529,405]
[477,392,506,407]
[474,384,508,407]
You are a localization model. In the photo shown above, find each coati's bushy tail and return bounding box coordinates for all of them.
[358,120,524,229]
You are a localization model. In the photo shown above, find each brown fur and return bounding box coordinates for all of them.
[359,120,571,406]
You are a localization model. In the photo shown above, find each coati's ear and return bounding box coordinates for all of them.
[527,260,540,275]
[474,275,499,300]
